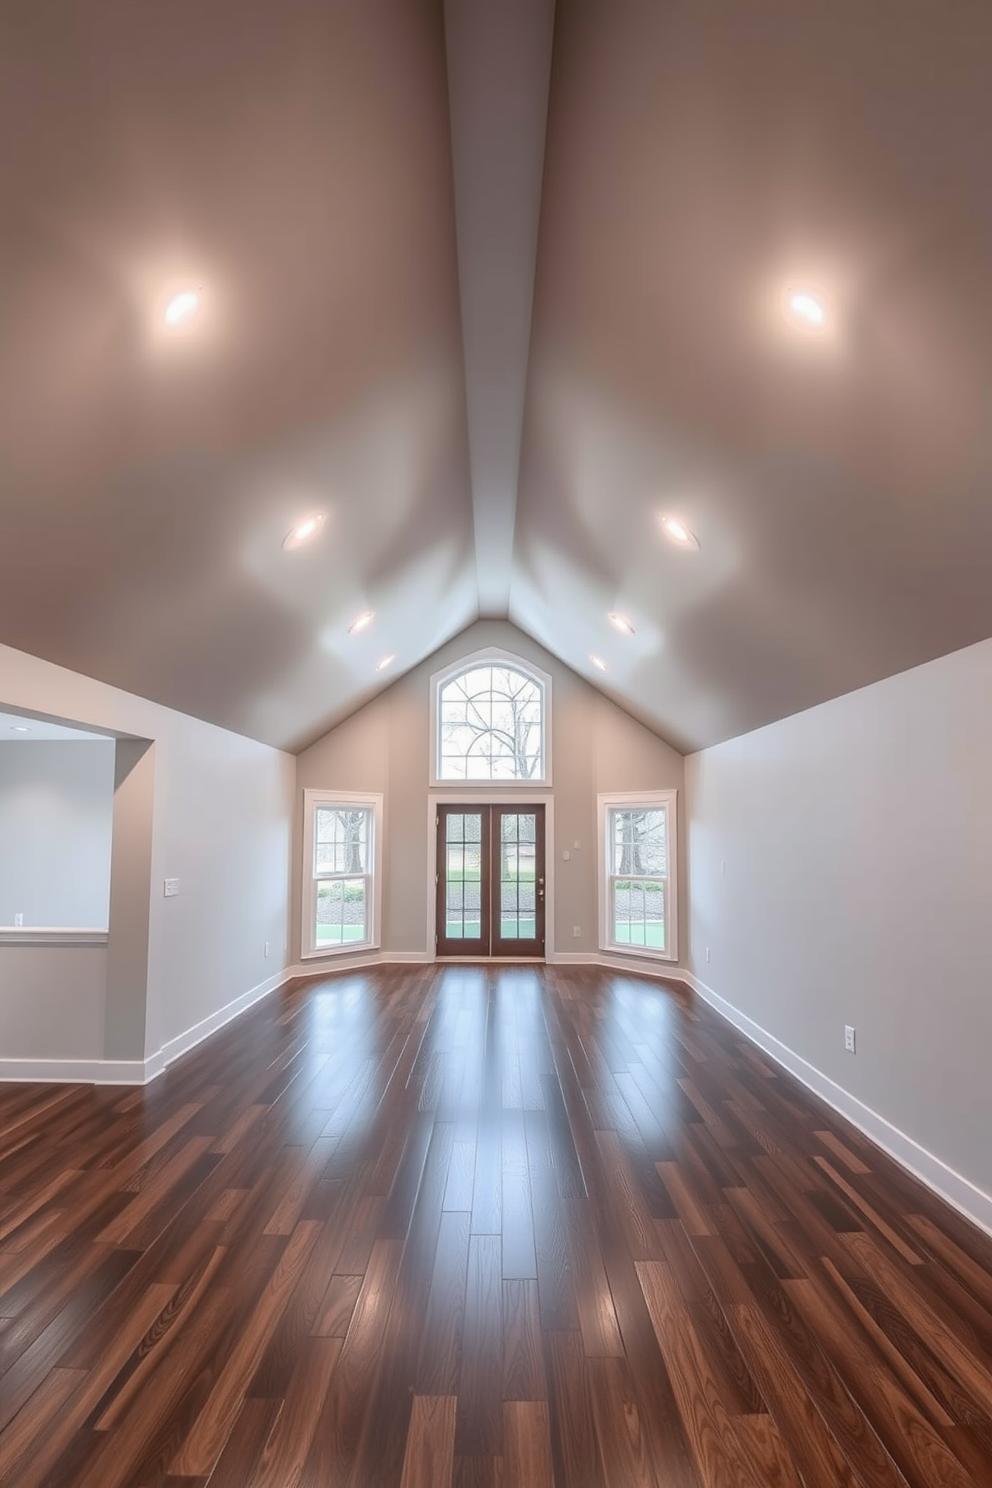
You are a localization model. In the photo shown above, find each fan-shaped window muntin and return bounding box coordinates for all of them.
[437,662,547,782]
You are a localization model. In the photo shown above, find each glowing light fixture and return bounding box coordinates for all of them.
[590,655,608,672]
[608,612,635,636]
[375,654,396,672]
[10,725,31,733]
[785,288,826,330]
[283,513,327,551]
[348,610,375,635]
[163,288,202,328]
[660,515,699,550]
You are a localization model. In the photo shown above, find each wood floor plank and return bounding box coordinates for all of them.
[248,1336,342,1488]
[545,1329,605,1488]
[400,1395,457,1488]
[503,1399,553,1488]
[636,1259,765,1488]
[455,1233,503,1457]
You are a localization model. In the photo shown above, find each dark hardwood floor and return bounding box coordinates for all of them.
[2,965,992,1485]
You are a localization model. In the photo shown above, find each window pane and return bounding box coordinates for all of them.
[314,808,369,874]
[612,878,666,950]
[610,808,666,878]
[438,664,544,781]
[315,877,368,946]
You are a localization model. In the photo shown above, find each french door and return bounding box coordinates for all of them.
[435,804,546,958]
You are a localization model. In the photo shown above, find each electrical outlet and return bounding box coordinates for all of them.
[574,840,581,849]
[705,946,711,964]
[562,849,570,861]
[14,912,23,926]
[163,878,179,898]
[573,925,581,938]
[844,1025,856,1054]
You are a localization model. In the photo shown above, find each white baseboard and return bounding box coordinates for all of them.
[0,968,296,1087]
[550,950,688,982]
[684,970,992,1242]
[0,1056,151,1084]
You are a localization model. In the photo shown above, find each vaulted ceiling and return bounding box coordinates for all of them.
[2,0,992,754]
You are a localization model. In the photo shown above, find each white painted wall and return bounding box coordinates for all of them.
[295,620,685,964]
[0,740,115,928]
[0,640,295,1071]
[686,632,992,1213]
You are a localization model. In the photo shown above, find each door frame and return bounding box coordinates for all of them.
[427,792,555,961]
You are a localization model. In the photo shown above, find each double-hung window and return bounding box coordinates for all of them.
[302,790,383,957]
[598,791,677,962]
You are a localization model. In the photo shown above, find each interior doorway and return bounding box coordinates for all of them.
[435,803,546,958]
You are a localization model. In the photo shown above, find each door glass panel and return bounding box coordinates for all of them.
[445,813,483,939]
[500,812,537,939]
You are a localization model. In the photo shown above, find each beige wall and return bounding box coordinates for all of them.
[0,945,106,1062]
[686,631,992,1205]
[0,639,295,1068]
[295,620,685,963]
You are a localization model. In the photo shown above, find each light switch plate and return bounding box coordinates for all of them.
[164,878,180,898]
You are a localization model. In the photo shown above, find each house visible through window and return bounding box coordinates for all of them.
[302,791,382,957]
[599,791,677,961]
[434,654,549,783]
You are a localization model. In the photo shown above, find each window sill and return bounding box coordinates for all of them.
[428,777,552,791]
[301,942,378,961]
[600,941,677,965]
[0,928,109,947]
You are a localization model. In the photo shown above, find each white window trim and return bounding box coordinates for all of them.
[426,792,555,960]
[429,647,553,788]
[301,789,384,960]
[597,790,678,964]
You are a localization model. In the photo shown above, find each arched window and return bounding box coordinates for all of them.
[432,652,550,783]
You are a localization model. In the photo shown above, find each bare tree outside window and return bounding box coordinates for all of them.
[315,808,369,873]
[612,809,667,877]
[438,665,545,780]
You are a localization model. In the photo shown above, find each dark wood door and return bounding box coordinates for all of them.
[435,804,545,958]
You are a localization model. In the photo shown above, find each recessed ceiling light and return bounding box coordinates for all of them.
[348,610,375,635]
[282,513,327,551]
[590,654,608,672]
[660,515,699,550]
[375,654,395,672]
[10,725,31,733]
[163,288,202,329]
[608,612,635,636]
[784,287,826,330]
